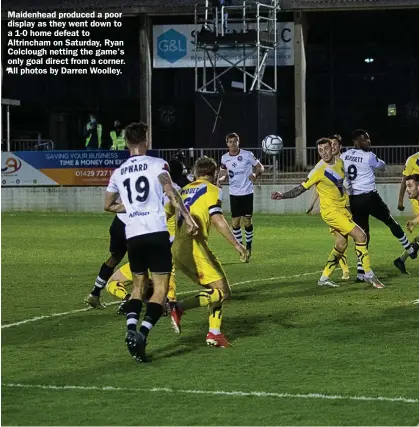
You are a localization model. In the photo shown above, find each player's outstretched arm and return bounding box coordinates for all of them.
[104,191,126,213]
[272,184,307,200]
[398,176,407,211]
[211,213,248,260]
[159,172,199,235]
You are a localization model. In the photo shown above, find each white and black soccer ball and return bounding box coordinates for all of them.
[262,135,283,155]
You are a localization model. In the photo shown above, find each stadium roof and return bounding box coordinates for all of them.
[2,0,419,14]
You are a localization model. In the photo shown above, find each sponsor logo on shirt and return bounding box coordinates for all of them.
[129,211,150,218]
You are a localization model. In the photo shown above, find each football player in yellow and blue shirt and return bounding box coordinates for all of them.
[272,137,384,289]
[306,134,350,279]
[398,152,419,215]
[167,156,248,348]
[394,154,419,273]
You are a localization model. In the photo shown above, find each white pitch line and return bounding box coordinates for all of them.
[2,383,418,404]
[1,270,321,330]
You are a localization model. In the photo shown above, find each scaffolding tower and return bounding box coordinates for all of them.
[194,0,281,134]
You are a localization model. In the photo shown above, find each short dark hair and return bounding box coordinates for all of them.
[328,134,342,144]
[316,137,332,147]
[125,122,148,145]
[226,132,239,142]
[351,129,368,141]
[405,174,419,183]
[194,156,217,178]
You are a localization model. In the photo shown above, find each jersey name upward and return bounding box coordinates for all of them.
[107,155,169,239]
[221,149,259,196]
[340,149,386,195]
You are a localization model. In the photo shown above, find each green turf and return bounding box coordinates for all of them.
[1,212,419,426]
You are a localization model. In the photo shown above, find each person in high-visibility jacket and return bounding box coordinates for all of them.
[110,120,126,150]
[84,114,103,149]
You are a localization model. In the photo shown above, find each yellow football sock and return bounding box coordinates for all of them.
[209,303,223,333]
[322,247,343,278]
[167,267,177,302]
[106,280,130,300]
[182,288,225,310]
[355,242,371,274]
[339,250,349,273]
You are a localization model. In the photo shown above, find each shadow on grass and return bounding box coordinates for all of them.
[324,304,419,342]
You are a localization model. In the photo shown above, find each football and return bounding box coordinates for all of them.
[262,135,283,155]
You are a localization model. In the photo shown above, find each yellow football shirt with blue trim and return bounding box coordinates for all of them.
[402,152,419,177]
[174,179,223,240]
[302,159,347,212]
[402,152,419,215]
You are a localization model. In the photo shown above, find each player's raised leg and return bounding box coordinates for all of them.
[318,231,347,288]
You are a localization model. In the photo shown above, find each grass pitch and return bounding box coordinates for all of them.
[1,213,419,425]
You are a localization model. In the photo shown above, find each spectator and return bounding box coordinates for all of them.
[110,120,126,150]
[84,113,103,150]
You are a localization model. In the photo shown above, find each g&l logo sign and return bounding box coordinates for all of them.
[1,157,22,175]
[157,29,187,64]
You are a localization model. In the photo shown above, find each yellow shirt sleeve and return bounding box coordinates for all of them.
[302,167,322,190]
[207,185,223,216]
[164,199,175,218]
[402,157,414,177]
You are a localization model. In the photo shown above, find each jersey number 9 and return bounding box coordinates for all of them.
[123,176,150,204]
[347,164,358,181]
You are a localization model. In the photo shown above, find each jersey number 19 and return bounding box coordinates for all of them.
[123,176,150,204]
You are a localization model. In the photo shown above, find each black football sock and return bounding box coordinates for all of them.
[139,302,163,339]
[125,299,143,332]
[245,225,253,250]
[91,263,115,296]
